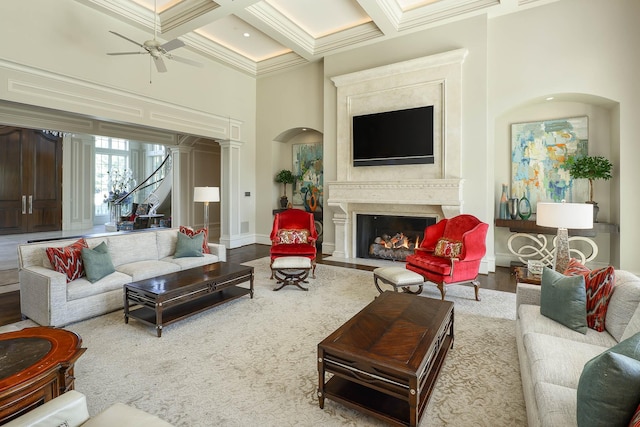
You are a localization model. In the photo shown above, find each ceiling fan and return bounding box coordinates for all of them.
[106,0,202,75]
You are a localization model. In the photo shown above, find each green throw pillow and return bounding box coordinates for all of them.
[174,231,204,258]
[81,241,115,283]
[577,332,640,426]
[540,267,587,334]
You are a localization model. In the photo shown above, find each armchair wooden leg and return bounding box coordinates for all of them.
[437,283,446,300]
[270,260,274,279]
[473,280,481,302]
[311,260,316,279]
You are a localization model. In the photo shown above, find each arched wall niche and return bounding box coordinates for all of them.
[271,127,323,210]
[493,92,620,268]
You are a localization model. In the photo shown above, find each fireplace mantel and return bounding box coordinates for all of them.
[327,179,464,216]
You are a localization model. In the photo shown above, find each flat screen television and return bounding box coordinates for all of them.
[352,105,434,167]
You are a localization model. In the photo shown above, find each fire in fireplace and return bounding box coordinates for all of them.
[356,215,436,261]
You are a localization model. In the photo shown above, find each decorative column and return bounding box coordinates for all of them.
[169,145,193,228]
[218,139,243,249]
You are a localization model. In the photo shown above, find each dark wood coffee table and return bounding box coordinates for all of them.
[318,291,454,426]
[124,262,254,337]
[0,327,86,423]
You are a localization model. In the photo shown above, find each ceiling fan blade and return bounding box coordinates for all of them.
[153,56,168,73]
[168,54,204,68]
[161,39,185,52]
[107,51,146,56]
[109,31,145,49]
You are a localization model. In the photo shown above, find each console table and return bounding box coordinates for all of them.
[495,219,618,267]
[0,327,86,423]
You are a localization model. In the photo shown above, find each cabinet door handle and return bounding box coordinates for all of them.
[28,195,33,214]
[22,195,26,214]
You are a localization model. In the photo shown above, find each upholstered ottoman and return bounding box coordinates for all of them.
[271,256,312,291]
[373,266,424,294]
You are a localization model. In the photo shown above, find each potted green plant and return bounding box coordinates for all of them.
[275,169,295,208]
[564,155,613,221]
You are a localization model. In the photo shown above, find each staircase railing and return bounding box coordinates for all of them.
[114,153,172,217]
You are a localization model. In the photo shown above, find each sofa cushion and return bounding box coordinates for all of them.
[622,305,640,342]
[405,253,452,276]
[81,242,116,283]
[163,253,219,270]
[179,226,210,254]
[45,238,89,282]
[67,271,132,301]
[577,332,640,427]
[116,260,180,282]
[174,231,204,258]
[540,267,587,334]
[270,243,316,257]
[156,229,178,259]
[518,305,618,348]
[606,270,640,342]
[535,382,577,427]
[564,258,615,332]
[525,332,609,389]
[107,232,159,267]
[630,404,640,427]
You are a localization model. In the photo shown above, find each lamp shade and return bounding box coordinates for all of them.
[194,187,220,202]
[536,202,593,229]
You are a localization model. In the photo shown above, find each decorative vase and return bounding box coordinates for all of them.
[499,184,509,219]
[279,196,288,208]
[589,201,599,223]
[518,196,532,220]
[509,198,519,219]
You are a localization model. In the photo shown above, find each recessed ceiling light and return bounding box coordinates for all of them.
[302,128,307,131]
[546,96,554,101]
[243,32,250,38]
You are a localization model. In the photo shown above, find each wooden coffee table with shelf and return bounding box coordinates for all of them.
[318,291,454,426]
[124,262,254,337]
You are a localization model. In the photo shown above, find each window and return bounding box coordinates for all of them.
[94,137,130,223]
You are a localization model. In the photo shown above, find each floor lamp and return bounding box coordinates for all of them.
[193,187,220,232]
[536,200,593,273]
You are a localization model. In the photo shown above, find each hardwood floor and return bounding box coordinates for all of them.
[0,244,517,327]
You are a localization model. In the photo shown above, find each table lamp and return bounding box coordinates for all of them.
[193,186,220,231]
[536,200,593,273]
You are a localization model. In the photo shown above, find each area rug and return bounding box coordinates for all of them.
[56,258,526,426]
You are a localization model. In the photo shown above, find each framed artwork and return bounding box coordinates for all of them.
[511,116,589,209]
[292,143,323,207]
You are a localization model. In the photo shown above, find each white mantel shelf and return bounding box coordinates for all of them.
[327,179,464,208]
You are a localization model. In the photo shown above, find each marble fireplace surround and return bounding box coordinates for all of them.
[327,49,467,259]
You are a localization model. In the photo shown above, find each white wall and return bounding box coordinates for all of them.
[489,0,640,272]
[255,62,324,243]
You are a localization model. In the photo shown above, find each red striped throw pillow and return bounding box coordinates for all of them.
[564,258,615,332]
[45,238,89,283]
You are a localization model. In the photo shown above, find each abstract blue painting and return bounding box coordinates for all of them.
[511,116,589,210]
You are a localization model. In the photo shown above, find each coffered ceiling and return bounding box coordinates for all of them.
[76,0,553,77]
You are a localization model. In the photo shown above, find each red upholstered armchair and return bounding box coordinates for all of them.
[270,209,318,278]
[405,214,488,301]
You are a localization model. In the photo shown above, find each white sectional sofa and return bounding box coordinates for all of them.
[516,270,640,426]
[18,228,226,327]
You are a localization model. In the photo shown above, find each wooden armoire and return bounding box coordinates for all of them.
[0,126,62,235]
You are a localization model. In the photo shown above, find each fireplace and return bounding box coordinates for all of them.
[327,49,467,260]
[356,215,436,261]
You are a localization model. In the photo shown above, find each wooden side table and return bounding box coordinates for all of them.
[514,266,542,285]
[0,327,86,423]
